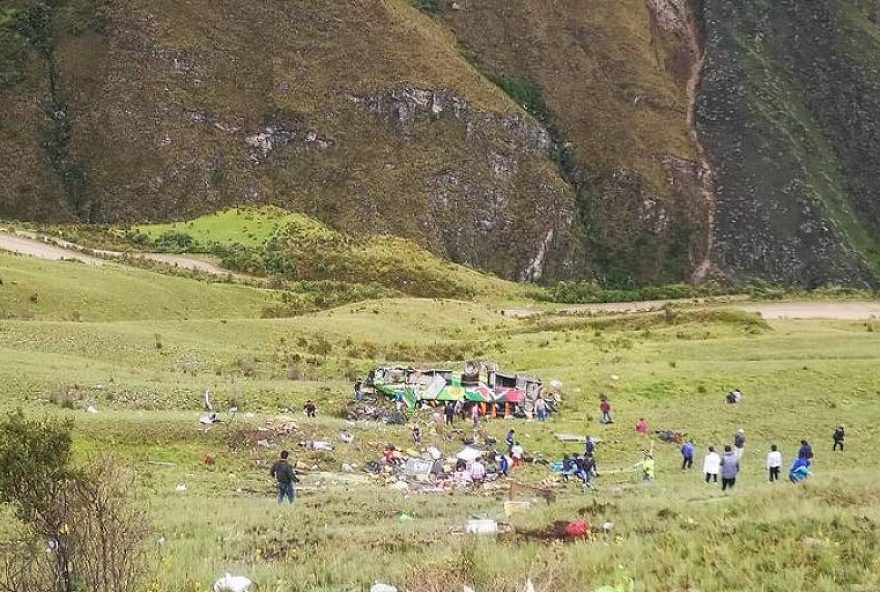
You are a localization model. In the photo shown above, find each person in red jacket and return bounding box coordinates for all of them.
[599,397,613,424]
[636,418,649,434]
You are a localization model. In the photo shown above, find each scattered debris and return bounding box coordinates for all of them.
[303,440,334,451]
[175,484,187,493]
[339,431,355,444]
[370,584,398,592]
[200,412,221,426]
[503,501,532,518]
[465,519,498,535]
[213,573,253,592]
[86,405,98,414]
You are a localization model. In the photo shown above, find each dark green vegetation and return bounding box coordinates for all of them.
[2,0,880,288]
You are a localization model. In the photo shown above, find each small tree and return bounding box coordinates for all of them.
[0,412,153,592]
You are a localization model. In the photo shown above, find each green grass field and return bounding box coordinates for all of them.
[133,207,306,249]
[2,253,880,592]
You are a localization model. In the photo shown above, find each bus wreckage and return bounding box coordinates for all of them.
[366,362,560,417]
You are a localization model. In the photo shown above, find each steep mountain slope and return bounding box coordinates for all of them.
[697,0,880,287]
[0,0,579,281]
[2,0,880,287]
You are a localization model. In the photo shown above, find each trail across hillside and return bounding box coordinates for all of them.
[503,299,880,321]
[0,231,241,278]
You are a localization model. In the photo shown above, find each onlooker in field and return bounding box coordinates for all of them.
[444,402,455,425]
[636,418,649,434]
[470,404,480,429]
[498,453,511,477]
[506,429,516,454]
[454,401,465,421]
[789,457,812,483]
[833,426,845,452]
[599,397,614,424]
[681,440,696,470]
[733,429,746,461]
[354,380,364,402]
[561,454,576,481]
[270,450,299,503]
[577,453,598,488]
[535,397,548,422]
[411,426,421,445]
[470,458,487,483]
[798,440,814,461]
[584,436,596,456]
[303,400,317,418]
[720,445,740,491]
[511,442,524,467]
[638,451,655,482]
[766,444,782,482]
[703,445,721,483]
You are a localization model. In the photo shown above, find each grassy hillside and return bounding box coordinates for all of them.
[2,261,880,590]
[0,252,280,321]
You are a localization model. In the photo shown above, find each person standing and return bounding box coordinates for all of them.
[638,451,655,482]
[766,444,782,482]
[720,445,740,491]
[535,397,547,422]
[470,404,480,429]
[511,442,524,467]
[798,440,814,461]
[354,380,364,402]
[733,429,746,461]
[506,429,516,454]
[703,445,721,483]
[681,440,695,470]
[270,450,299,503]
[599,397,613,424]
[833,426,845,451]
[411,426,421,445]
[444,402,455,425]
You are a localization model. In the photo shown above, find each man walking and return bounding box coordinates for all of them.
[270,450,299,503]
[444,402,455,425]
[766,444,782,482]
[703,445,721,484]
[681,440,695,470]
[733,429,746,461]
[798,440,814,461]
[833,426,845,451]
[720,445,740,491]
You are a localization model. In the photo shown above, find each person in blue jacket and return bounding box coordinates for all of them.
[681,440,696,470]
[789,457,812,483]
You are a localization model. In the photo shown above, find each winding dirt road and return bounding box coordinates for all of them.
[0,231,240,278]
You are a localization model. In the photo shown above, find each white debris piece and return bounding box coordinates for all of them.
[86,405,98,414]
[175,484,187,493]
[213,573,252,592]
[370,584,398,592]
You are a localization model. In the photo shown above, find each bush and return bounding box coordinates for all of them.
[0,413,153,592]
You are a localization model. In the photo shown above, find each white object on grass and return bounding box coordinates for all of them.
[370,584,398,592]
[213,573,252,592]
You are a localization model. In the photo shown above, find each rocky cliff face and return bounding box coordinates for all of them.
[1,0,879,287]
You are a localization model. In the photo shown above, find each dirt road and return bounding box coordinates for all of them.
[503,299,880,321]
[0,231,240,278]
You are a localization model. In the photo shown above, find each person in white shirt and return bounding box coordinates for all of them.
[703,445,721,484]
[511,443,525,467]
[470,458,487,483]
[766,444,783,482]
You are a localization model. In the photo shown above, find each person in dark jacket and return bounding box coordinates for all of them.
[444,402,455,425]
[798,440,814,460]
[720,445,740,491]
[833,426,845,451]
[506,429,516,454]
[270,450,299,503]
[733,429,746,461]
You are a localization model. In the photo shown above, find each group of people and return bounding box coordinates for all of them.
[684,426,845,490]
